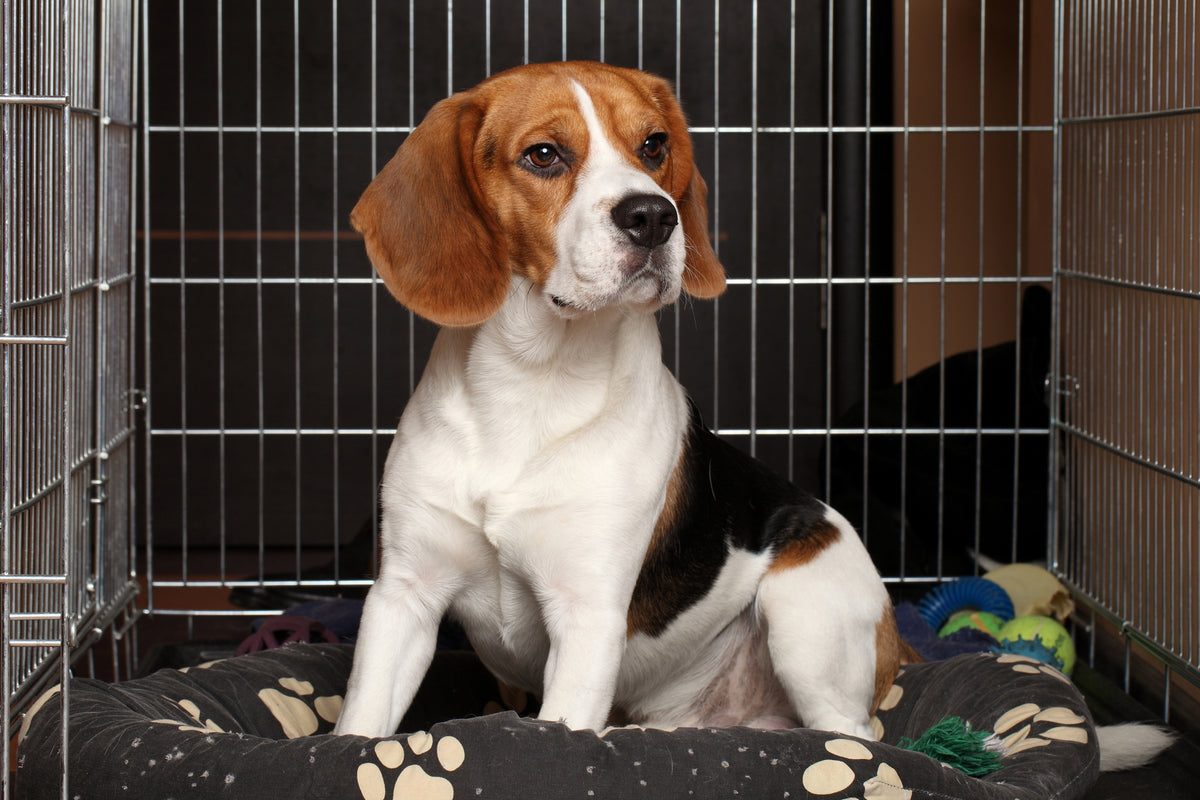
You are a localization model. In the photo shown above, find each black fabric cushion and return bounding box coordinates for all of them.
[16,644,1099,799]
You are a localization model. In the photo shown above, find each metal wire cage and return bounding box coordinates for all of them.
[1053,0,1200,721]
[136,0,1058,597]
[1,0,141,788]
[1,1,1198,797]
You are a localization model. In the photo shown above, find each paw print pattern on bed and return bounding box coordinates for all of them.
[13,647,1105,800]
[990,654,1089,756]
[257,675,343,738]
[356,732,466,800]
[992,700,1089,756]
[801,737,915,799]
[149,697,227,733]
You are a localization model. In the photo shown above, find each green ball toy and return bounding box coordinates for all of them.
[996,615,1076,675]
[938,611,1006,639]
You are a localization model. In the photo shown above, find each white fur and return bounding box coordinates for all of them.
[544,81,684,315]
[1097,722,1176,772]
[618,548,777,728]
[756,510,891,740]
[335,278,690,735]
[335,80,887,738]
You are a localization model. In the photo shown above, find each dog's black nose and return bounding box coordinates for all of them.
[611,194,678,249]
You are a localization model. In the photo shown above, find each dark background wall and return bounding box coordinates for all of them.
[142,0,895,563]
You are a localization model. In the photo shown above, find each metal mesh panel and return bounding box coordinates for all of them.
[1053,0,1200,709]
[2,4,73,738]
[142,1,1055,619]
[1,3,140,793]
[0,0,1194,790]
[3,0,1199,794]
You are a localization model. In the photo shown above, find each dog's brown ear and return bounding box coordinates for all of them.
[677,169,725,299]
[636,70,726,299]
[351,94,509,326]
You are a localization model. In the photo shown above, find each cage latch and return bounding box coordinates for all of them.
[1045,374,1080,402]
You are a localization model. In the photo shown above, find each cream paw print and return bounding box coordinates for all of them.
[871,678,908,740]
[257,675,343,738]
[996,652,1073,683]
[992,700,1089,756]
[355,731,467,800]
[149,697,227,733]
[799,737,912,799]
[176,657,226,674]
[16,685,60,747]
[863,762,913,799]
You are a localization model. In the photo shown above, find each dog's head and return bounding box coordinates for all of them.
[351,61,726,326]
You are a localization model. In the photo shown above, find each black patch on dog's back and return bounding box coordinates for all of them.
[627,399,832,637]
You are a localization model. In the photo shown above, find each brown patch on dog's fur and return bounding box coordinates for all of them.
[626,455,689,637]
[765,521,842,573]
[899,636,923,666]
[650,456,688,550]
[871,606,916,712]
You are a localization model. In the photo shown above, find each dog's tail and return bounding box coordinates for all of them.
[1096,722,1175,772]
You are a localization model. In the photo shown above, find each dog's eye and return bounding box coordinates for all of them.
[524,143,562,170]
[640,133,668,167]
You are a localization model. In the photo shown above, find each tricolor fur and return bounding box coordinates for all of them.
[334,61,903,740]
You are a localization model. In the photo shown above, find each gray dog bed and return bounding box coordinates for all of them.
[16,643,1099,799]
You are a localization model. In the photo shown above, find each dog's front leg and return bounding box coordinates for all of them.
[536,600,628,731]
[333,574,446,737]
[517,467,670,730]
[334,515,464,737]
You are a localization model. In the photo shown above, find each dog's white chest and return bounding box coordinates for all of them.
[450,563,553,688]
[375,299,689,694]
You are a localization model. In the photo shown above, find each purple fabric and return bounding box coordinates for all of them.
[236,615,339,655]
[896,601,998,662]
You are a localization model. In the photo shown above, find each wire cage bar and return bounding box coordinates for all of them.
[139,0,1056,617]
[1052,0,1200,724]
[1,1,141,795]
[2,2,1199,796]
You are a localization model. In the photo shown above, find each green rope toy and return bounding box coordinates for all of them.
[898,716,1004,777]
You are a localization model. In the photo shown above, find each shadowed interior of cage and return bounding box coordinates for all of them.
[1053,0,1200,724]
[139,1,1055,629]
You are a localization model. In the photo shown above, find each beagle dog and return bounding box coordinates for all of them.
[334,61,904,740]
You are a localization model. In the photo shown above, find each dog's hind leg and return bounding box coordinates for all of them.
[756,510,895,740]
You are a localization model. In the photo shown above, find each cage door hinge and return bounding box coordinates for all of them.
[90,451,109,505]
[125,388,148,413]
